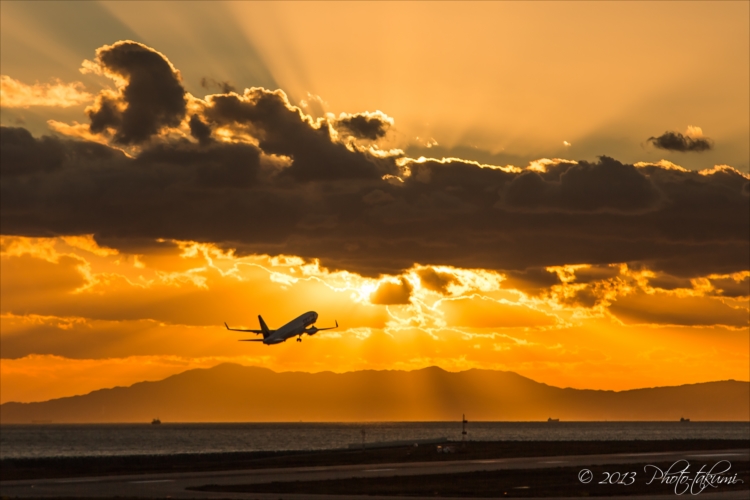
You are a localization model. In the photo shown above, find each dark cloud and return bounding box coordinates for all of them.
[335,112,391,140]
[86,41,187,145]
[417,268,459,294]
[200,77,236,94]
[648,131,713,152]
[709,276,750,298]
[1,127,66,175]
[502,268,562,296]
[362,189,396,205]
[203,89,396,182]
[135,140,261,189]
[1,43,747,280]
[370,278,413,305]
[561,287,601,308]
[2,125,748,280]
[188,114,212,145]
[1,130,265,244]
[501,156,663,213]
[645,273,693,291]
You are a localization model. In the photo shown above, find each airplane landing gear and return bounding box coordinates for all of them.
[297,337,302,342]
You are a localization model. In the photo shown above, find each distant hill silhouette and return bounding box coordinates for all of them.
[1,364,747,423]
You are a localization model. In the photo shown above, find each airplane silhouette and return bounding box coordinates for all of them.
[224,311,338,344]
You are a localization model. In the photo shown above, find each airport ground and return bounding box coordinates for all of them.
[1,440,748,499]
[3,440,747,481]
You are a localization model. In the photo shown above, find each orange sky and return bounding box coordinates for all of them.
[0,1,748,406]
[1,235,747,403]
[2,1,748,171]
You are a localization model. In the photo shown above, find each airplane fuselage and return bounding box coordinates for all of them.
[264,311,318,344]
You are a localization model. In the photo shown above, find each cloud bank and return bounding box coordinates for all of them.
[1,41,748,281]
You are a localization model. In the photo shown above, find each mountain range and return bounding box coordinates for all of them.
[1,364,747,423]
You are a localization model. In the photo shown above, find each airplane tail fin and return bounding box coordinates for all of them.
[258,315,271,339]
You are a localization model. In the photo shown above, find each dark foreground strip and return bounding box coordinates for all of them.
[3,440,748,482]
[192,461,750,498]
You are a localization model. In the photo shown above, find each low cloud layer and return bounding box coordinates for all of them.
[501,156,663,213]
[3,123,747,278]
[1,41,748,280]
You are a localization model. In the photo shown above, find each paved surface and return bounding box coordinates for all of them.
[0,449,747,499]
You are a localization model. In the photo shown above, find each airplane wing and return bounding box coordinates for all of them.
[239,338,265,342]
[224,322,265,334]
[314,320,339,331]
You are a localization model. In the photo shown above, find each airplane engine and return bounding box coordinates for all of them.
[305,326,319,335]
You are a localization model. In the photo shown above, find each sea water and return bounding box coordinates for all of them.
[1,421,748,459]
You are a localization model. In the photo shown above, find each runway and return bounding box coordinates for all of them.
[1,448,747,499]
